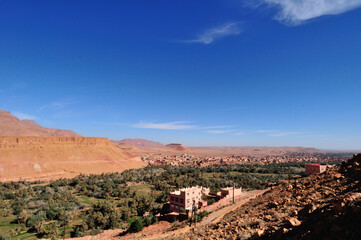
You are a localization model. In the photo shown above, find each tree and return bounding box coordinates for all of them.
[12,205,23,215]
[59,211,74,239]
[26,215,45,233]
[70,224,87,238]
[16,211,29,224]
[0,234,10,240]
[39,222,59,240]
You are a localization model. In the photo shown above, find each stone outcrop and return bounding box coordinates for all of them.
[166,143,188,151]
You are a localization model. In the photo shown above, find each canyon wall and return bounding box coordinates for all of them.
[0,136,146,181]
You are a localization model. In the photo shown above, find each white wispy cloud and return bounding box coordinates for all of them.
[201,125,233,129]
[268,131,303,137]
[182,22,243,44]
[12,112,37,120]
[234,131,246,136]
[38,99,76,112]
[256,129,278,133]
[259,0,361,25]
[132,121,196,130]
[205,130,233,134]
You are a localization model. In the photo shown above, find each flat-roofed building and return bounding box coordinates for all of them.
[305,163,327,175]
[169,186,209,213]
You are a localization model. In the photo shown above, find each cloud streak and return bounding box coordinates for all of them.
[259,0,361,25]
[205,130,233,134]
[12,112,37,120]
[38,99,76,112]
[201,125,233,129]
[182,22,243,44]
[132,121,196,130]
[256,129,278,133]
[268,131,303,137]
[234,131,246,136]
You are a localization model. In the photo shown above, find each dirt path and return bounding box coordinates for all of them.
[142,189,268,240]
[199,189,267,226]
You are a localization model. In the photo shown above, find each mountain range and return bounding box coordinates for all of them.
[0,109,80,137]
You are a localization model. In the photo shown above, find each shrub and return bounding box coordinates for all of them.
[207,198,216,205]
[128,218,144,233]
[170,220,181,231]
[143,216,152,227]
[3,192,15,200]
[151,214,158,225]
[70,224,87,238]
[0,234,10,240]
[13,205,23,215]
[26,215,44,231]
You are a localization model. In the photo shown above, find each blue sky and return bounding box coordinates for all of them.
[1,0,361,150]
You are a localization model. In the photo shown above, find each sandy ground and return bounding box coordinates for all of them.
[68,221,171,240]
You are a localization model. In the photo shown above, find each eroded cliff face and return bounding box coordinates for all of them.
[0,136,146,181]
[0,136,111,148]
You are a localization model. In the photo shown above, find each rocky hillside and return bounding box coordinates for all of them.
[179,154,361,240]
[0,109,80,136]
[0,136,146,181]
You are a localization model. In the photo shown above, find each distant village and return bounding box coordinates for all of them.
[141,152,346,167]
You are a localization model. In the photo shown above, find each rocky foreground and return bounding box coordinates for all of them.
[176,154,361,240]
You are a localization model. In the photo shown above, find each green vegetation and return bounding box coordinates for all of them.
[0,162,313,239]
[128,218,143,233]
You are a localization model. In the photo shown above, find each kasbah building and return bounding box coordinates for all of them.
[169,185,243,213]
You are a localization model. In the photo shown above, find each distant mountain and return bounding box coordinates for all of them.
[166,143,188,151]
[114,138,165,148]
[0,109,80,137]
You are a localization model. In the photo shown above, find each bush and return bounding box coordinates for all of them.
[170,220,181,231]
[143,216,152,227]
[207,198,216,205]
[151,214,158,225]
[3,192,15,200]
[26,215,44,231]
[0,234,10,240]
[13,205,23,215]
[70,224,87,238]
[128,218,144,233]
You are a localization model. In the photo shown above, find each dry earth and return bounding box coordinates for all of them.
[0,136,146,181]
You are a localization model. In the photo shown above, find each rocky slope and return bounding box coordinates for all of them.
[0,136,146,181]
[178,154,361,240]
[0,109,80,136]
